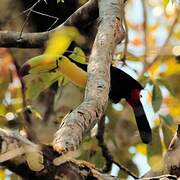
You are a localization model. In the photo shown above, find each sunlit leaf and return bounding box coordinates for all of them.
[69,47,86,64]
[148,155,164,171]
[163,0,170,7]
[157,78,175,96]
[148,23,159,32]
[162,58,180,76]
[0,169,6,179]
[136,143,147,155]
[115,51,144,62]
[160,114,174,126]
[24,71,61,100]
[163,96,180,117]
[148,60,161,77]
[152,84,163,112]
[130,38,142,47]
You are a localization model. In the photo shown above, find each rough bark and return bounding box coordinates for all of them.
[0,129,117,180]
[53,0,125,153]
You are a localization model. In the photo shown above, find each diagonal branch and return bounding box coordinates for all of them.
[0,0,98,48]
[53,0,125,153]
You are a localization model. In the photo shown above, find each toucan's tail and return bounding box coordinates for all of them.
[131,101,152,144]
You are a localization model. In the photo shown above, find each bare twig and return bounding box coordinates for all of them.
[96,115,139,179]
[0,0,98,48]
[19,0,41,39]
[9,50,39,142]
[43,82,57,122]
[141,0,148,67]
[30,10,59,31]
[139,174,177,180]
[142,9,179,74]
[96,115,113,172]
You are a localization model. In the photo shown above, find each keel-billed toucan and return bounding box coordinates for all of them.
[20,26,152,144]
[20,51,152,144]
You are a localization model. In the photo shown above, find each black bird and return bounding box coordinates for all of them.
[66,57,152,144]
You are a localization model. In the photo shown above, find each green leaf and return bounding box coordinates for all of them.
[162,123,174,149]
[152,84,163,112]
[163,0,170,7]
[69,47,86,64]
[157,78,175,96]
[160,114,174,126]
[24,71,62,100]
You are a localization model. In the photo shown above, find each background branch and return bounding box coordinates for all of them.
[0,0,98,48]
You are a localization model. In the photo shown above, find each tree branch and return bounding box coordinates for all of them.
[53,0,125,152]
[0,0,98,48]
[0,128,117,180]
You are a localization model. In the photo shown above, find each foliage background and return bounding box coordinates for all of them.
[0,0,180,179]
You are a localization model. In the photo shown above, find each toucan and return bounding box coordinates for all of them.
[19,25,152,144]
[20,49,152,144]
[64,52,152,144]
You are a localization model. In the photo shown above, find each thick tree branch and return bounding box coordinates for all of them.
[53,0,125,152]
[0,0,98,48]
[0,129,117,180]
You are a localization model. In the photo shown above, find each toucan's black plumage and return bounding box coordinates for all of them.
[67,57,152,144]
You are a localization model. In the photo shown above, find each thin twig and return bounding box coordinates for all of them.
[142,10,179,74]
[96,115,139,179]
[19,0,41,39]
[96,115,113,172]
[139,174,177,180]
[30,10,59,31]
[113,161,139,179]
[43,82,58,122]
[9,50,38,142]
[141,0,148,67]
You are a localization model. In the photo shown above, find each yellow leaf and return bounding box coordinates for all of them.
[153,118,161,126]
[130,37,142,47]
[148,23,159,32]
[173,31,180,40]
[148,59,161,77]
[0,169,6,179]
[115,51,144,62]
[164,97,180,117]
[136,144,147,155]
[162,58,180,76]
[149,155,164,171]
